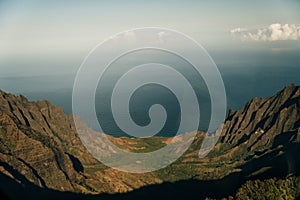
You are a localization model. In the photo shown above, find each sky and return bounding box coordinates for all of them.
[0,0,300,76]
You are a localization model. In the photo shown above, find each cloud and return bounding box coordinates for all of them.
[231,23,300,41]
[123,30,136,42]
[157,31,170,43]
[230,28,246,34]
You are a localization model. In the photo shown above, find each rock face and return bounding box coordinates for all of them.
[0,90,92,192]
[0,85,299,199]
[220,85,300,151]
[0,90,165,195]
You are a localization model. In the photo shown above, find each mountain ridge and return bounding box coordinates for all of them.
[0,85,299,199]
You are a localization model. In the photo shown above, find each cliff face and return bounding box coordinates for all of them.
[0,85,299,198]
[0,91,92,191]
[0,90,163,194]
[220,85,300,152]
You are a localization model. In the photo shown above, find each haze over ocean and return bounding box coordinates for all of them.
[0,1,300,136]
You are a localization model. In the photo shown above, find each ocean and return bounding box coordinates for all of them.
[1,57,299,137]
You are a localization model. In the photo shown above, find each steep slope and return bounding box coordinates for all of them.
[0,90,98,192]
[177,85,300,180]
[0,90,162,194]
[221,84,300,151]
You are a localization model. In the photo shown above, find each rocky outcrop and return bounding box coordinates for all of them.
[0,90,95,192]
[220,85,300,152]
[0,90,163,194]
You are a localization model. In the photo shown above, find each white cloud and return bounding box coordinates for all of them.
[230,28,246,34]
[157,31,170,43]
[231,23,300,41]
[123,30,136,42]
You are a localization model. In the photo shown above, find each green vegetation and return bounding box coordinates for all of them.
[235,176,300,200]
[110,136,167,153]
[207,143,233,158]
[155,163,200,182]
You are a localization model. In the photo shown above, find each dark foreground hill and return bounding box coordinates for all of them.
[0,85,299,199]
